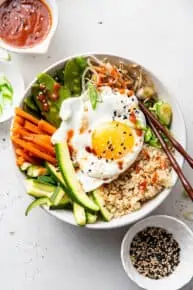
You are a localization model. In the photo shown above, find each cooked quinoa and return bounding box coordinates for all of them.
[100,145,173,218]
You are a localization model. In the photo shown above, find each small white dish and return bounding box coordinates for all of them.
[121,215,193,290]
[0,61,25,122]
[0,0,58,55]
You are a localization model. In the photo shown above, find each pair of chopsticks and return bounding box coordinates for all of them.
[139,101,193,201]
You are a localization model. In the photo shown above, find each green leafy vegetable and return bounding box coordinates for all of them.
[88,82,99,110]
[37,175,57,186]
[63,57,87,96]
[32,73,70,127]
[144,126,153,142]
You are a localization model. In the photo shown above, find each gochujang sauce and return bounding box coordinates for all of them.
[0,0,52,48]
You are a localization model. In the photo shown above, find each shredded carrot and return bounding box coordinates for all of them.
[24,121,41,134]
[12,136,57,165]
[152,172,158,184]
[38,119,56,135]
[15,107,39,125]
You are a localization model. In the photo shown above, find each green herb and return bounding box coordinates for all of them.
[37,175,57,186]
[144,126,153,142]
[88,82,99,110]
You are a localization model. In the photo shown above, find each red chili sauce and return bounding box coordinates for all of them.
[0,0,52,48]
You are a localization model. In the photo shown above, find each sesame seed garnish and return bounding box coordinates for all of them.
[130,227,180,280]
[123,131,127,134]
[113,111,117,116]
[123,146,126,150]
[123,115,127,120]
[129,133,132,136]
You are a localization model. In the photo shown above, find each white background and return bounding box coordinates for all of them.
[0,0,193,289]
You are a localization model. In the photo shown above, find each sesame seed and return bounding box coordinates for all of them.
[130,227,180,280]
[123,115,127,120]
[123,131,127,134]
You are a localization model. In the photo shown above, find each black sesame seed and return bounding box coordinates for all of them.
[123,131,127,134]
[129,227,180,280]
[123,105,126,109]
[113,111,117,116]
[123,115,127,120]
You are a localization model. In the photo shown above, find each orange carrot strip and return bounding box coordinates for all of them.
[12,126,30,137]
[38,120,56,135]
[17,156,25,166]
[24,121,41,134]
[24,135,55,156]
[12,136,57,165]
[15,148,38,164]
[15,107,39,125]
[14,116,25,126]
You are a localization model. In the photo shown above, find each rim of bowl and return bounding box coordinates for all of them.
[10,53,187,229]
[0,0,58,54]
[121,215,193,289]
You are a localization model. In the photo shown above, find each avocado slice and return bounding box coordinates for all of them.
[92,189,112,222]
[26,179,56,198]
[32,73,70,127]
[55,141,99,212]
[73,203,86,226]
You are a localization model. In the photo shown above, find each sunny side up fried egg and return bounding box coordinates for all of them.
[52,87,146,192]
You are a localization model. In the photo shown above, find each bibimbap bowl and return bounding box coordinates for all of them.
[10,54,186,229]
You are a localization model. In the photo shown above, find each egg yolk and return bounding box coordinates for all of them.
[92,121,134,160]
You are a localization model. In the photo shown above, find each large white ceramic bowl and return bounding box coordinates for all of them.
[10,54,186,229]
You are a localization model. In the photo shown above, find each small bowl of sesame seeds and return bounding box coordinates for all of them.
[121,215,193,290]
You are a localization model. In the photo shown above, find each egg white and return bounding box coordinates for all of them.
[52,87,146,192]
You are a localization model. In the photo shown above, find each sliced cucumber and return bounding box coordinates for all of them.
[25,197,51,216]
[50,186,65,206]
[45,162,66,189]
[20,162,32,172]
[27,165,48,178]
[55,142,99,212]
[86,211,98,224]
[156,102,172,126]
[73,203,86,226]
[26,179,55,198]
[92,189,112,222]
[50,195,71,210]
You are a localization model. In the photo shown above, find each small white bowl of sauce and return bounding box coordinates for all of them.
[0,0,58,54]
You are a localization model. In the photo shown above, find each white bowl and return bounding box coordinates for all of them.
[121,215,193,290]
[0,0,58,54]
[0,61,25,123]
[10,53,186,229]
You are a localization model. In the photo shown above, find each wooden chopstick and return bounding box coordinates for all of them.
[139,101,193,169]
[146,115,193,201]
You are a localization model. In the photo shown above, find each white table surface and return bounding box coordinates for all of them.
[0,0,193,289]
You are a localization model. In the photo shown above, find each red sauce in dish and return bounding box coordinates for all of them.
[0,0,52,48]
